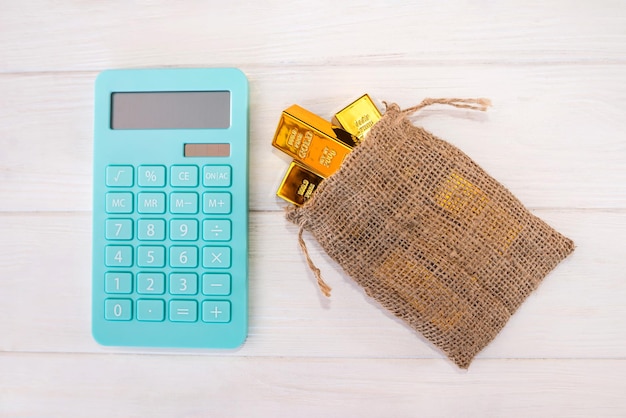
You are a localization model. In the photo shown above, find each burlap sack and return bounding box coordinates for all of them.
[286,98,575,369]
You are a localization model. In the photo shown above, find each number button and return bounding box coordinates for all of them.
[106,165,134,187]
[137,246,165,267]
[170,246,198,268]
[105,219,133,240]
[105,272,133,294]
[202,301,231,323]
[170,300,198,322]
[137,273,165,294]
[138,165,166,187]
[137,219,166,241]
[106,192,133,214]
[105,299,132,320]
[203,219,231,241]
[105,245,133,267]
[202,273,231,296]
[171,165,198,187]
[170,193,198,214]
[170,219,198,241]
[136,299,165,321]
[169,273,198,295]
[203,165,231,187]
[138,192,166,214]
[202,246,231,268]
[203,192,231,214]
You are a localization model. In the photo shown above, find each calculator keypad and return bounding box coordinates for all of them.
[103,164,235,323]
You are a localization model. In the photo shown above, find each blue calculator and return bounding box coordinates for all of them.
[92,68,248,348]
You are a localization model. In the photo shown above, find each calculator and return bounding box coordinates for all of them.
[92,68,249,348]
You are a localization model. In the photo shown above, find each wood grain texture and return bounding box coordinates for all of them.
[1,354,625,418]
[1,0,626,416]
[0,211,623,359]
[1,65,626,212]
[1,1,626,72]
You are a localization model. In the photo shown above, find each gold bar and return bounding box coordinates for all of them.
[332,94,382,141]
[276,161,324,206]
[272,105,357,177]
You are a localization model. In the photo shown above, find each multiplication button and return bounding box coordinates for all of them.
[202,246,231,268]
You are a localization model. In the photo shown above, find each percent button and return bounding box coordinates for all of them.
[138,165,166,187]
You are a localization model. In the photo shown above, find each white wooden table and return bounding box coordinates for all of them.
[1,1,625,416]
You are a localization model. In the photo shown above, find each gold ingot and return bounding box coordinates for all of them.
[272,105,357,177]
[332,94,382,141]
[434,172,488,217]
[276,161,324,206]
[374,248,465,332]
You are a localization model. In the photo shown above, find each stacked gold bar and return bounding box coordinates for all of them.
[272,95,381,205]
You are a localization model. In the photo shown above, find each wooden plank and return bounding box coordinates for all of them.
[1,1,626,72]
[1,353,625,417]
[0,210,622,359]
[1,65,625,212]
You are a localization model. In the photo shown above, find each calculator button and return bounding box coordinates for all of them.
[105,219,133,240]
[169,273,198,295]
[171,165,198,187]
[170,300,198,322]
[138,192,166,214]
[202,273,231,296]
[106,166,134,187]
[137,219,166,241]
[202,246,231,268]
[203,219,231,241]
[138,165,166,187]
[137,246,165,267]
[105,299,132,321]
[202,301,231,323]
[170,246,198,268]
[170,219,198,241]
[105,245,133,267]
[170,192,198,214]
[203,192,231,214]
[137,273,165,295]
[105,272,133,294]
[203,165,231,187]
[106,192,133,214]
[136,299,165,321]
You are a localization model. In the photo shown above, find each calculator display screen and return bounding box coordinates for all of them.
[111,91,231,129]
